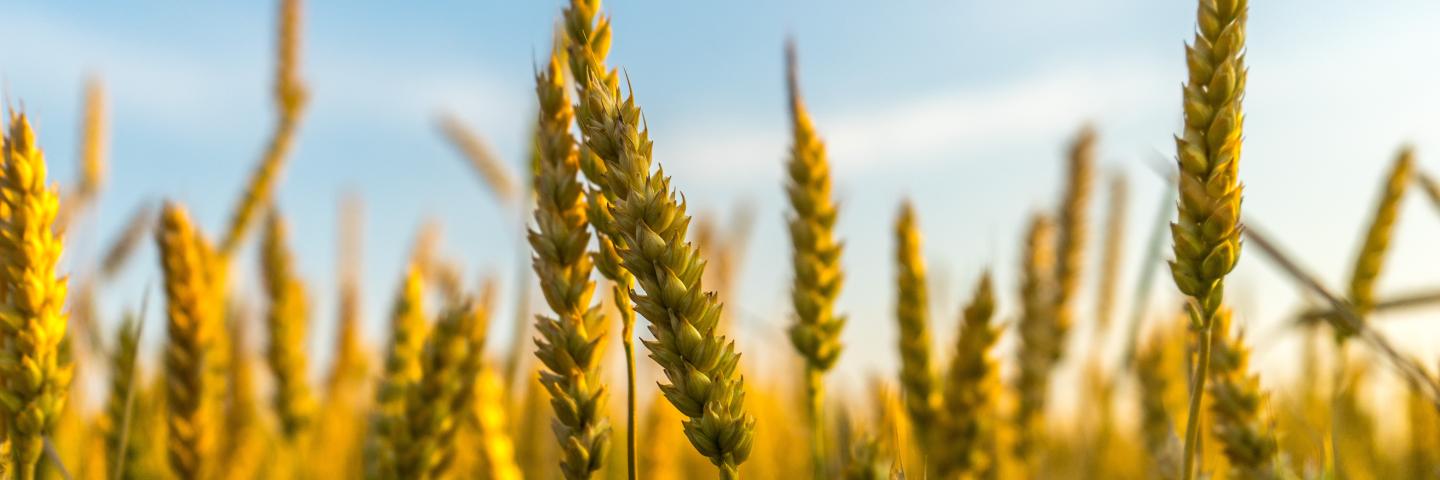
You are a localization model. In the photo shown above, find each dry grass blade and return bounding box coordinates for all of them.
[1243,223,1440,409]
[437,113,519,206]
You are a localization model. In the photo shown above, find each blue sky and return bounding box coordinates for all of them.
[5,1,1440,405]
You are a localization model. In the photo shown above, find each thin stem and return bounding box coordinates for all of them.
[1180,309,1218,480]
[624,323,638,480]
[806,366,826,479]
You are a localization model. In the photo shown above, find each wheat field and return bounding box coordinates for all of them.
[1,0,1439,478]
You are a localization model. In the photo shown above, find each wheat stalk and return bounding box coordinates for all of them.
[937,273,999,479]
[218,0,308,257]
[784,40,847,479]
[396,301,488,480]
[1170,1,1248,478]
[365,263,427,480]
[260,211,316,440]
[0,115,74,480]
[154,203,220,479]
[1204,310,1277,479]
[892,201,938,462]
[1342,147,1413,335]
[529,37,612,480]
[1013,214,1057,464]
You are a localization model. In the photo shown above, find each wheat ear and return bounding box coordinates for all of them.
[365,263,427,480]
[219,0,307,256]
[102,314,140,480]
[559,3,640,478]
[396,301,488,480]
[1013,214,1057,464]
[1206,310,1277,479]
[569,6,757,475]
[1341,147,1412,335]
[437,114,519,205]
[469,364,523,480]
[1136,324,1183,479]
[325,193,368,400]
[784,40,847,479]
[530,36,613,480]
[0,115,73,480]
[1096,173,1128,328]
[1170,1,1247,478]
[1052,125,1095,352]
[260,211,317,440]
[937,273,999,479]
[155,203,220,479]
[892,201,938,462]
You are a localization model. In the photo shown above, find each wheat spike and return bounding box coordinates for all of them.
[783,40,847,479]
[1013,214,1057,464]
[1206,310,1277,479]
[155,203,221,479]
[220,311,266,480]
[78,77,106,203]
[570,8,756,479]
[529,36,612,480]
[1096,173,1128,328]
[219,0,307,256]
[1136,323,1183,479]
[365,263,427,480]
[0,115,74,480]
[260,211,317,440]
[101,314,140,480]
[1052,125,1095,351]
[1170,1,1248,477]
[892,201,938,461]
[560,3,640,477]
[937,273,999,479]
[469,364,523,480]
[396,301,488,480]
[1342,147,1413,335]
[325,193,368,400]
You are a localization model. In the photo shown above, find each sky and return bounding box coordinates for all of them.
[4,1,1440,409]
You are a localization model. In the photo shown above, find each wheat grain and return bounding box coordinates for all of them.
[530,37,613,480]
[0,115,74,480]
[155,203,220,479]
[1170,1,1248,477]
[1342,147,1413,335]
[260,211,316,440]
[937,273,999,479]
[784,40,846,479]
[892,201,938,462]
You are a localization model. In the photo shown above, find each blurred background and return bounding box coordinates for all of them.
[3,0,1440,430]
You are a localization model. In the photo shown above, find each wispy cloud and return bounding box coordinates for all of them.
[657,59,1172,184]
